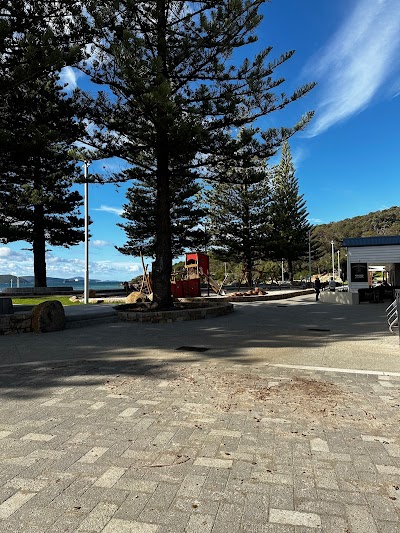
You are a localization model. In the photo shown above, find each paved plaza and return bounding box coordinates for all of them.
[0,294,400,532]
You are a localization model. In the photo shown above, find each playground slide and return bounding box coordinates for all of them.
[207,276,226,296]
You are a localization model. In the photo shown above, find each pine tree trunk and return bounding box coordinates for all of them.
[33,204,47,287]
[153,143,172,309]
[152,0,172,309]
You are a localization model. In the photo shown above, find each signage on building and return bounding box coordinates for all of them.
[350,262,368,282]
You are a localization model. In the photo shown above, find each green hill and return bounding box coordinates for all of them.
[312,205,400,274]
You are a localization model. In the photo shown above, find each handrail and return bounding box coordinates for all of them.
[387,294,399,335]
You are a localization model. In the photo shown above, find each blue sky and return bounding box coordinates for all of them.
[1,0,400,280]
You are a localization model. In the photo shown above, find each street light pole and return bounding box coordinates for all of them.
[331,240,335,280]
[308,229,312,283]
[83,161,90,305]
[337,250,340,281]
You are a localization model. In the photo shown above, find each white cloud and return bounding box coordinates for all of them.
[305,0,400,137]
[309,218,324,225]
[90,261,141,275]
[0,247,13,258]
[0,247,25,260]
[59,66,80,91]
[92,240,111,247]
[94,205,124,216]
[0,246,141,280]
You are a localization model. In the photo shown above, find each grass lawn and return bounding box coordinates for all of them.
[11,296,83,307]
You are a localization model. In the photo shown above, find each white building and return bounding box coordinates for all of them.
[343,236,400,293]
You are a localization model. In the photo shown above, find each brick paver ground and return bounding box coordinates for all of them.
[0,295,399,531]
[1,356,400,532]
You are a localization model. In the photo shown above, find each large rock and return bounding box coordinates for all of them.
[125,291,148,304]
[31,300,65,333]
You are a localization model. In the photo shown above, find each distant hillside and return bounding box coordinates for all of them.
[0,274,29,284]
[312,205,400,273]
[314,206,400,241]
[20,276,67,284]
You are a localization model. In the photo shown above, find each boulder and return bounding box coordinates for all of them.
[125,291,149,304]
[31,300,65,333]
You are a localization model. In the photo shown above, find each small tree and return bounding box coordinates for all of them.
[267,142,312,280]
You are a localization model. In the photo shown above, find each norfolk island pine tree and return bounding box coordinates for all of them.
[79,0,315,308]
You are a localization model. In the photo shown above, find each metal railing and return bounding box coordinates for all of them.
[386,290,399,339]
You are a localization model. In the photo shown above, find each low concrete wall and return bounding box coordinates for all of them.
[116,302,234,323]
[183,288,315,303]
[320,291,359,305]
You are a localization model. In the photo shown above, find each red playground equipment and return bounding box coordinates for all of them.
[171,252,225,298]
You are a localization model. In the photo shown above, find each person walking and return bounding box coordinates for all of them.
[314,276,321,301]
[329,277,336,292]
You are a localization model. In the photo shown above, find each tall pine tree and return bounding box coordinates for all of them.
[0,72,85,286]
[267,142,311,281]
[0,2,87,286]
[81,0,315,308]
[206,130,271,287]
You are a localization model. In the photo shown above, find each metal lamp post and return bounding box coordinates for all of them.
[337,250,340,281]
[308,229,312,284]
[83,161,90,305]
[331,240,335,280]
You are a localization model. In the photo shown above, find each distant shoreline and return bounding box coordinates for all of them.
[0,280,124,291]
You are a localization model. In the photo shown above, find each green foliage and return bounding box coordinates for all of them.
[266,142,312,279]
[312,206,400,275]
[81,0,315,308]
[0,1,87,95]
[205,130,271,285]
[0,1,86,286]
[117,167,207,259]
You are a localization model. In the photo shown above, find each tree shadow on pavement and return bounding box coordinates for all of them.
[0,296,396,399]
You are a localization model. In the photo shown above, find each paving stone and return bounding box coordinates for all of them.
[193,457,233,469]
[185,512,215,532]
[94,466,127,488]
[345,504,379,532]
[0,490,36,519]
[269,508,321,528]
[102,518,159,532]
[76,501,119,531]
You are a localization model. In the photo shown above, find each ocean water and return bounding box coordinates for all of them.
[0,280,123,291]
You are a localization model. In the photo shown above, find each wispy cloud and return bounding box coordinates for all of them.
[309,218,324,226]
[91,261,141,275]
[92,240,111,247]
[94,205,124,216]
[59,66,81,91]
[305,0,400,137]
